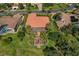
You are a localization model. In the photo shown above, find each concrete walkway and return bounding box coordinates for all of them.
[34,32,43,48]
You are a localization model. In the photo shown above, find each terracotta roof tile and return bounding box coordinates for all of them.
[27,13,49,28]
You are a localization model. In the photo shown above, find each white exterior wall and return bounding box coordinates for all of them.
[7,28,15,33]
[12,6,19,10]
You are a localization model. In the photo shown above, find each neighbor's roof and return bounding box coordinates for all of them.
[26,13,49,28]
[12,3,19,6]
[0,14,21,28]
[56,13,72,29]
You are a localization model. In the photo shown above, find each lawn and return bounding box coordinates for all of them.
[20,5,38,12]
[0,30,44,56]
[43,4,69,11]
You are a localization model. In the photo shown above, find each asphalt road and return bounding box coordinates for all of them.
[0,4,77,15]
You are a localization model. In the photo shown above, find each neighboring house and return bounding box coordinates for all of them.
[0,14,22,34]
[36,3,42,11]
[56,13,72,29]
[56,12,79,29]
[23,3,27,8]
[26,13,49,32]
[31,3,42,11]
[12,3,19,10]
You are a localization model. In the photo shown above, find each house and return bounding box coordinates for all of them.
[26,13,49,32]
[0,14,22,34]
[12,3,19,10]
[36,3,42,11]
[55,12,79,29]
[56,13,72,29]
[31,3,42,11]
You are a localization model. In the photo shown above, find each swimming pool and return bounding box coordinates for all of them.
[0,25,8,34]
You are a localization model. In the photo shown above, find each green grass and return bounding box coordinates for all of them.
[0,31,44,56]
[21,6,38,12]
[44,5,61,10]
[43,4,69,11]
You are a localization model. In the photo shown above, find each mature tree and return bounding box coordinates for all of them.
[2,37,13,44]
[43,3,69,11]
[18,3,24,9]
[60,25,72,34]
[53,13,62,21]
[74,3,79,8]
[43,31,79,56]
[46,19,58,33]
[70,16,78,22]
[56,4,69,11]
[0,4,8,10]
[17,25,26,41]
[43,46,61,56]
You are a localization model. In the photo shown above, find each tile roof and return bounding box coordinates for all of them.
[0,14,21,29]
[56,13,71,29]
[26,13,49,28]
